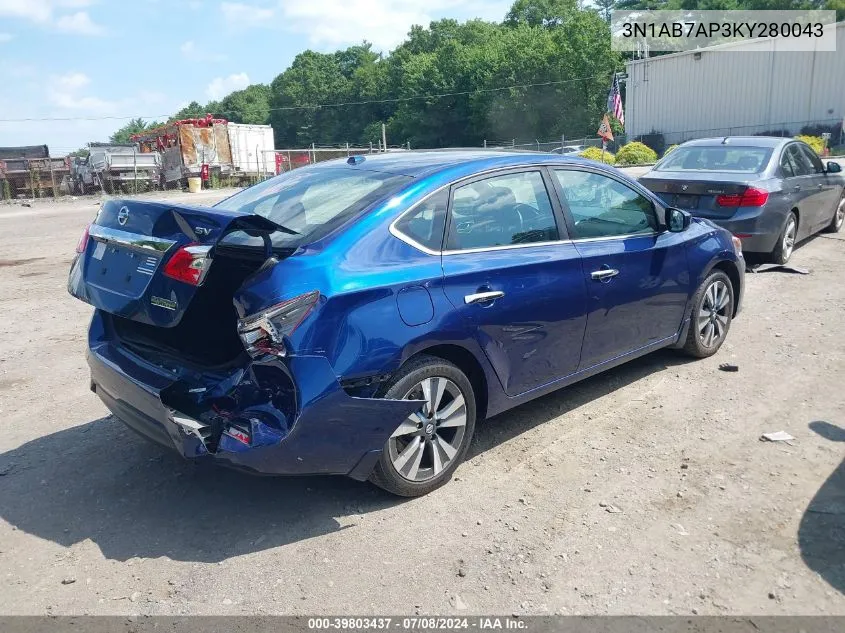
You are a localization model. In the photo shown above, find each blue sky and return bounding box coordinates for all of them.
[0,0,513,153]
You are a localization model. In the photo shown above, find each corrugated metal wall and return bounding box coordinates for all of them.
[625,22,844,143]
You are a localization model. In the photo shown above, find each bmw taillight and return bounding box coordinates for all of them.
[237,290,320,358]
[162,244,213,286]
[76,223,91,254]
[716,187,769,207]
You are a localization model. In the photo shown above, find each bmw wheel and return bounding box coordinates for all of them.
[370,355,476,497]
[681,270,734,359]
[771,212,798,264]
[825,195,844,234]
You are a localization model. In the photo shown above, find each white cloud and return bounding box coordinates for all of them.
[221,1,275,26]
[0,0,52,22]
[0,1,104,35]
[56,71,90,90]
[0,32,13,42]
[206,72,250,100]
[278,0,511,50]
[180,39,227,61]
[55,11,105,35]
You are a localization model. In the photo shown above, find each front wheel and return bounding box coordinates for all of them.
[681,270,734,359]
[825,195,844,234]
[370,356,476,497]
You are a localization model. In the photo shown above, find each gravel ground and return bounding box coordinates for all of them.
[0,186,843,616]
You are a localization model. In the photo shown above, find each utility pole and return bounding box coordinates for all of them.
[381,123,387,153]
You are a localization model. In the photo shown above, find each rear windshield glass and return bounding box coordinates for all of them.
[214,167,411,247]
[655,146,773,173]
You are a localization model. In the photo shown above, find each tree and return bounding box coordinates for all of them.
[110,118,161,143]
[595,0,617,22]
[169,101,208,122]
[216,84,271,124]
[504,0,579,27]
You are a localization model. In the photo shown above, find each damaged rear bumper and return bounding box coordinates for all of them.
[86,312,419,480]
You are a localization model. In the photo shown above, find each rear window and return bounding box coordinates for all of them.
[215,167,411,248]
[655,146,773,173]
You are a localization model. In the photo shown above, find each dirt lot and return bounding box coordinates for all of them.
[0,187,843,616]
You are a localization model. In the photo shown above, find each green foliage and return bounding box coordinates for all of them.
[795,135,825,154]
[615,141,658,165]
[170,102,208,121]
[110,118,163,144]
[663,144,679,157]
[216,84,271,124]
[69,147,90,158]
[578,146,616,164]
[156,2,623,149]
[504,0,579,27]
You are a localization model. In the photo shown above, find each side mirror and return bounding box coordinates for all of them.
[665,207,691,232]
[826,161,842,174]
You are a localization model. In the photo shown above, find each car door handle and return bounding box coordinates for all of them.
[464,291,505,305]
[590,268,620,281]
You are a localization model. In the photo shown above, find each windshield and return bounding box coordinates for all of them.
[214,167,412,247]
[656,146,773,173]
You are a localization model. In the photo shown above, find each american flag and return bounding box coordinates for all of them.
[607,74,624,128]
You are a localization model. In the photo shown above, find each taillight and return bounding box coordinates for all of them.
[716,187,769,207]
[237,290,320,358]
[75,223,90,254]
[162,244,213,286]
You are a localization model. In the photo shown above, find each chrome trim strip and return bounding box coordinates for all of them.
[570,231,659,244]
[88,225,176,254]
[443,240,572,255]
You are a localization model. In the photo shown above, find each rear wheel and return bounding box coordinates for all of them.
[771,212,797,264]
[824,195,844,234]
[370,356,476,497]
[681,270,734,359]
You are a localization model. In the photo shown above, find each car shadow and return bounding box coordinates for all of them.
[798,421,845,594]
[0,349,691,563]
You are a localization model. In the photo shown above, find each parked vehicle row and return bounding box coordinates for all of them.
[640,137,845,264]
[68,150,745,496]
[70,144,161,195]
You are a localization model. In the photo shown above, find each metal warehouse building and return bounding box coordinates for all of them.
[624,21,845,146]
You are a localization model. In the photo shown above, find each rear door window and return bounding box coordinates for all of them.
[446,171,559,250]
[780,149,796,178]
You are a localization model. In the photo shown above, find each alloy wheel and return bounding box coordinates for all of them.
[836,198,845,230]
[698,279,730,348]
[388,377,467,482]
[782,216,797,261]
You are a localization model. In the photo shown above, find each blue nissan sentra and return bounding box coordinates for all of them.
[68,151,744,496]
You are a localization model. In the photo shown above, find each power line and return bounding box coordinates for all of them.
[0,73,613,123]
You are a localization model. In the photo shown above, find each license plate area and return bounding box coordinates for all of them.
[88,240,162,298]
[672,194,699,209]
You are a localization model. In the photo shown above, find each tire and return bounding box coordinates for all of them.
[770,212,797,265]
[369,355,476,497]
[680,270,734,359]
[824,195,844,234]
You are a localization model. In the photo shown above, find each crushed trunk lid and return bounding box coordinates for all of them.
[68,198,283,327]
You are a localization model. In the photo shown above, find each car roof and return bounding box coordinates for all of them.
[680,136,790,149]
[308,150,595,178]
